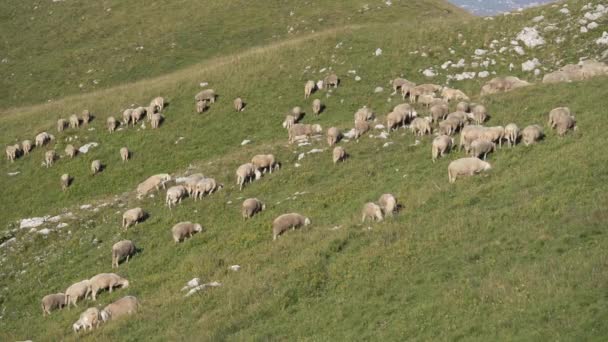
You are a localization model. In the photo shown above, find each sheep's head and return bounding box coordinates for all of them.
[261,204,266,211]
[254,170,262,180]
[483,162,492,171]
[312,124,323,133]
[122,280,130,288]
[304,218,311,226]
[194,224,203,232]
[73,322,83,333]
[100,310,111,322]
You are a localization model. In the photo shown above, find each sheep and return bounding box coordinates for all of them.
[172,222,203,243]
[392,78,415,95]
[146,105,157,120]
[441,88,470,102]
[234,97,244,112]
[89,273,129,301]
[438,117,461,136]
[400,81,417,100]
[504,123,519,147]
[5,145,19,162]
[354,106,375,122]
[150,96,165,112]
[326,127,342,146]
[195,89,216,103]
[288,123,322,144]
[548,107,571,128]
[324,74,339,88]
[417,94,436,108]
[272,213,311,240]
[107,116,117,133]
[112,240,136,268]
[120,147,129,162]
[65,144,77,159]
[459,125,486,153]
[81,110,91,125]
[522,125,544,145]
[61,173,71,191]
[472,105,488,125]
[409,84,441,103]
[57,119,67,132]
[304,80,316,98]
[554,114,576,136]
[196,100,207,113]
[333,146,347,164]
[410,117,432,136]
[150,113,162,129]
[22,140,32,155]
[130,107,146,126]
[65,280,91,308]
[122,109,133,125]
[386,111,406,131]
[137,174,171,197]
[291,106,304,119]
[354,120,370,139]
[282,114,297,129]
[91,160,102,174]
[432,135,453,162]
[446,111,471,128]
[236,163,262,191]
[378,194,397,217]
[41,293,66,316]
[252,154,279,174]
[35,132,53,147]
[69,114,80,129]
[456,101,470,113]
[480,126,505,148]
[182,173,206,196]
[242,198,265,219]
[100,296,139,322]
[362,202,383,222]
[44,150,56,168]
[194,178,223,200]
[73,307,100,333]
[166,185,188,208]
[470,139,496,160]
[448,157,492,183]
[430,104,448,123]
[312,99,322,115]
[122,208,145,229]
[393,103,413,119]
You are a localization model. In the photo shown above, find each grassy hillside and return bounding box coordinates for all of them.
[1,0,608,340]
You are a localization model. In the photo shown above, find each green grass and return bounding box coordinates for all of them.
[1,0,608,340]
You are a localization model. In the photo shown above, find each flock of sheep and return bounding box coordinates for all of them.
[5,67,578,334]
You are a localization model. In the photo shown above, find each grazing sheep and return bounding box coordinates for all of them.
[333,146,347,164]
[446,111,471,128]
[288,123,322,144]
[120,147,129,162]
[100,296,139,322]
[272,213,311,240]
[304,80,316,98]
[89,273,129,301]
[236,163,262,191]
[410,117,432,136]
[291,106,304,120]
[65,144,77,159]
[399,80,417,100]
[195,89,216,103]
[166,185,188,208]
[61,173,71,191]
[354,120,370,139]
[233,97,244,112]
[150,113,162,128]
[392,78,415,94]
[432,135,453,162]
[393,103,413,119]
[441,88,470,102]
[136,174,172,197]
[252,154,279,174]
[456,101,470,113]
[172,222,203,243]
[472,105,488,125]
[459,125,486,153]
[122,109,133,125]
[522,125,544,145]
[107,116,117,133]
[282,114,297,129]
[409,84,441,103]
[481,126,505,148]
[554,114,576,136]
[182,173,206,196]
[362,202,383,222]
[42,293,66,316]
[73,307,100,333]
[386,111,406,131]
[504,123,519,147]
[378,194,397,217]
[130,107,146,126]
[438,118,461,136]
[146,105,157,121]
[195,100,207,113]
[417,94,436,108]
[91,160,102,174]
[69,114,80,129]
[548,107,571,128]
[194,178,223,200]
[324,74,339,88]
[470,139,496,160]
[35,132,53,147]
[112,240,136,268]
[57,119,67,132]
[480,76,530,96]
[150,97,165,112]
[430,104,449,123]
[81,110,91,125]
[5,145,19,162]
[448,157,492,183]
[312,99,322,115]
[354,106,375,122]
[122,208,145,229]
[326,127,342,146]
[44,150,56,168]
[65,280,91,308]
[22,140,32,155]
[242,198,265,219]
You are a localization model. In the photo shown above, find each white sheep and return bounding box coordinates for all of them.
[354,120,370,139]
[386,111,406,131]
[172,222,203,243]
[470,139,496,160]
[89,273,129,301]
[304,80,316,98]
[432,135,454,162]
[44,150,56,168]
[430,104,448,123]
[234,97,244,112]
[100,296,139,322]
[332,146,347,164]
[112,240,136,268]
[324,74,339,88]
[472,104,488,125]
[409,84,441,103]
[122,109,133,125]
[166,185,188,208]
[22,140,32,155]
[195,89,216,103]
[459,125,486,153]
[73,307,100,333]
[242,198,265,219]
[252,154,279,174]
[378,194,397,217]
[392,78,415,94]
[282,114,297,129]
[91,160,102,174]
[5,145,19,162]
[481,126,505,148]
[136,173,171,197]
[362,202,383,222]
[448,157,492,183]
[69,114,80,129]
[35,132,53,147]
[150,113,162,129]
[182,173,206,196]
[456,101,470,113]
[130,107,146,126]
[441,87,470,102]
[410,117,432,136]
[65,144,76,159]
[288,123,323,144]
[120,147,129,162]
[438,118,461,136]
[554,114,576,136]
[312,98,322,115]
[122,208,145,229]
[150,96,165,112]
[522,125,544,145]
[57,119,67,132]
[354,106,375,122]
[548,107,571,128]
[504,123,519,147]
[326,127,342,146]
[61,173,71,191]
[272,213,311,240]
[81,110,91,125]
[41,293,66,316]
[65,280,91,308]
[107,116,117,133]
[399,80,417,100]
[194,178,223,200]
[236,163,262,191]
[196,100,207,113]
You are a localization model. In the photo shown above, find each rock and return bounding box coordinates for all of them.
[543,60,608,83]
[37,229,51,236]
[383,142,393,148]
[597,32,608,45]
[422,68,436,77]
[241,140,251,146]
[298,153,305,161]
[474,49,487,56]
[78,142,98,154]
[56,223,68,229]
[480,76,531,96]
[374,86,383,93]
[374,48,382,56]
[532,15,544,22]
[478,71,490,78]
[516,27,545,48]
[514,46,525,55]
[374,124,385,130]
[559,8,570,15]
[522,58,541,72]
[185,281,221,297]
[7,172,20,176]
[19,216,50,229]
[0,238,16,249]
[229,265,241,271]
[80,204,92,210]
[307,148,324,154]
[355,76,361,81]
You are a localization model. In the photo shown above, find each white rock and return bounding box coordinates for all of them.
[374,48,382,56]
[229,265,241,271]
[588,22,599,30]
[19,216,49,229]
[514,46,526,55]
[316,80,324,89]
[534,69,541,76]
[347,70,356,74]
[298,153,305,161]
[383,142,393,148]
[355,76,361,81]
[522,58,541,72]
[374,86,384,93]
[374,124,385,130]
[581,26,589,33]
[294,163,301,168]
[7,172,20,176]
[453,59,466,68]
[56,223,68,229]
[377,132,389,139]
[80,204,92,210]
[441,61,452,69]
[29,228,37,233]
[343,129,357,139]
[187,278,200,288]
[474,49,487,56]
[307,148,324,154]
[559,8,570,14]
[241,139,251,146]
[532,15,544,22]
[516,27,545,48]
[422,68,436,77]
[0,238,16,249]
[37,229,51,235]
[478,71,490,78]
[78,142,99,154]
[597,32,608,45]
[199,82,208,87]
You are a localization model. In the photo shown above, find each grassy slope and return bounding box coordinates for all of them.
[1,0,608,340]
